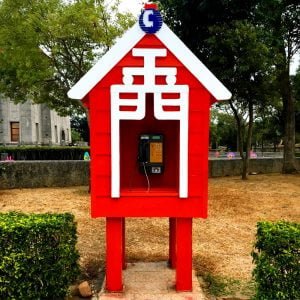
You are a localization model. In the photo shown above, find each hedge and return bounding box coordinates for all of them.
[0,212,80,300]
[0,146,89,160]
[252,221,300,300]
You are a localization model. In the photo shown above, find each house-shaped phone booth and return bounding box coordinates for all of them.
[68,4,231,293]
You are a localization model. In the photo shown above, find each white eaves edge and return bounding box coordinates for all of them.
[68,22,232,101]
[67,23,145,100]
[156,25,232,100]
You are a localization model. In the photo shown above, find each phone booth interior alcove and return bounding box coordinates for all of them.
[120,93,179,194]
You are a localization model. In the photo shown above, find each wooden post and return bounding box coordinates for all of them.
[175,218,192,291]
[169,217,177,269]
[122,217,127,269]
[106,217,123,292]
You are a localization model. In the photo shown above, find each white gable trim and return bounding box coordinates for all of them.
[156,25,232,100]
[67,24,145,100]
[68,23,231,100]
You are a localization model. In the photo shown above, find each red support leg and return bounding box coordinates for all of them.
[106,217,123,292]
[169,217,177,269]
[122,217,127,270]
[175,218,193,291]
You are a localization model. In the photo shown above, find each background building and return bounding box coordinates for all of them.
[0,99,71,146]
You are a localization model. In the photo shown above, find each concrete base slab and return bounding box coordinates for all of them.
[98,261,207,300]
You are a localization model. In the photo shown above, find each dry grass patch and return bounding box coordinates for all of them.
[0,173,299,283]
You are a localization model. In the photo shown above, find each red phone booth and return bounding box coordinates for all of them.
[68,4,231,292]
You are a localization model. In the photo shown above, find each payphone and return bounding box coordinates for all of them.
[138,134,164,175]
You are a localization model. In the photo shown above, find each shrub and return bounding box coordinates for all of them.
[0,212,80,300]
[0,146,89,160]
[252,221,300,300]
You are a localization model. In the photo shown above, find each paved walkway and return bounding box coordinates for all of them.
[98,261,207,300]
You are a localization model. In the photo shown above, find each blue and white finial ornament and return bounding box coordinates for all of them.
[139,2,163,34]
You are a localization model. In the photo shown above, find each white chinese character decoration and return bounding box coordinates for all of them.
[111,48,189,198]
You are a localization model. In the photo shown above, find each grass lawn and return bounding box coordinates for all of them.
[0,173,299,297]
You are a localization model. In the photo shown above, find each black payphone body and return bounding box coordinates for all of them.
[138,134,164,175]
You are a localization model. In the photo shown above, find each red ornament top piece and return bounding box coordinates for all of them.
[144,3,158,10]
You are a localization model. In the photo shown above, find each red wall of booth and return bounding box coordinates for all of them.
[88,34,210,218]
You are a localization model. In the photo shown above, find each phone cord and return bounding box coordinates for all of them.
[143,162,150,192]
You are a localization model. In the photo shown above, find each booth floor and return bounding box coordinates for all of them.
[98,261,207,300]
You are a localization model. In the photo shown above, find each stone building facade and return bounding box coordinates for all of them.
[0,99,71,146]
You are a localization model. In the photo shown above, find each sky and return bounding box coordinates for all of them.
[290,55,299,75]
[118,0,144,17]
[118,0,299,74]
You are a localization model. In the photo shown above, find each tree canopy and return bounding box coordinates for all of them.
[255,0,299,172]
[0,0,134,115]
[0,0,299,174]
[160,0,300,176]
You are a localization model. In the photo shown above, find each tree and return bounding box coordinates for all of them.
[210,107,237,151]
[293,67,300,144]
[71,128,82,144]
[256,0,300,173]
[252,108,283,152]
[209,21,275,178]
[159,0,257,62]
[0,0,134,116]
[71,115,89,143]
[160,0,275,179]
[160,0,300,176]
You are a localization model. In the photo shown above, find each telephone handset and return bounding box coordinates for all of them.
[138,134,164,174]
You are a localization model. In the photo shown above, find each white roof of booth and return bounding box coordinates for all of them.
[68,23,232,101]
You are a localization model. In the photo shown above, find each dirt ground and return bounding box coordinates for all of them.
[0,174,299,283]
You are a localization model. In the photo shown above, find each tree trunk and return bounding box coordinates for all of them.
[278,46,298,173]
[82,103,91,193]
[229,100,250,179]
[241,99,254,180]
[84,106,90,130]
[229,100,244,158]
